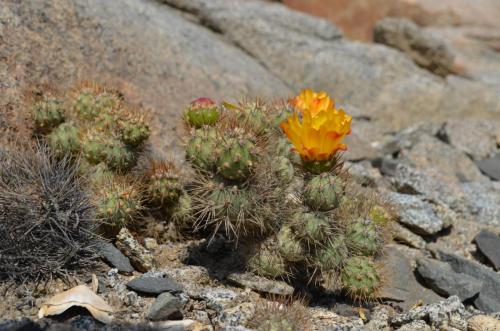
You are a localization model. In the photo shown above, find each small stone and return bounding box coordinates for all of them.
[125,291,139,307]
[192,310,211,325]
[144,238,159,250]
[462,181,500,227]
[391,296,469,329]
[126,276,183,295]
[226,272,294,296]
[95,240,134,274]
[116,228,155,272]
[474,230,500,271]
[467,315,500,331]
[416,258,483,301]
[148,292,183,321]
[395,320,431,331]
[365,306,390,331]
[436,249,500,313]
[217,303,256,327]
[393,223,426,250]
[200,287,238,312]
[476,155,500,181]
[389,192,448,236]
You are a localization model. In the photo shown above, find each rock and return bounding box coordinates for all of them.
[343,132,380,161]
[116,228,155,272]
[163,0,500,143]
[126,276,183,295]
[144,238,159,251]
[364,306,390,331]
[377,246,443,310]
[436,249,500,313]
[467,315,500,331]
[474,230,500,270]
[148,292,183,321]
[395,320,431,331]
[374,18,455,77]
[217,303,256,328]
[391,296,469,330]
[191,310,211,325]
[388,192,448,236]
[0,0,291,156]
[416,258,483,301]
[461,181,500,227]
[95,241,134,274]
[393,223,427,250]
[226,272,294,296]
[199,288,238,312]
[476,155,500,181]
[347,161,387,188]
[439,120,498,160]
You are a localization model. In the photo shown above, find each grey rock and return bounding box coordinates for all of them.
[476,155,500,181]
[199,287,238,312]
[191,310,211,325]
[374,17,455,77]
[126,276,183,295]
[462,181,500,227]
[148,292,183,321]
[436,249,500,313]
[347,161,387,188]
[364,307,390,331]
[439,120,499,160]
[226,272,294,296]
[163,0,500,143]
[395,320,431,331]
[116,228,155,272]
[95,241,134,274]
[217,303,255,327]
[416,258,483,301]
[393,223,427,250]
[388,192,448,236]
[474,230,500,270]
[377,247,443,310]
[391,296,470,330]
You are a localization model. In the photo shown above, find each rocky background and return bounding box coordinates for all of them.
[1,0,500,330]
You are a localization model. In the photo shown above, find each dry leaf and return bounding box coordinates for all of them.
[38,285,114,324]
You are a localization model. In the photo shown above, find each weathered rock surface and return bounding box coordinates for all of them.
[391,296,470,330]
[461,181,500,227]
[474,230,500,271]
[226,273,294,296]
[416,258,483,301]
[436,249,500,313]
[96,241,135,274]
[374,18,455,76]
[476,155,500,181]
[148,292,183,321]
[467,315,500,331]
[116,228,155,272]
[126,276,183,295]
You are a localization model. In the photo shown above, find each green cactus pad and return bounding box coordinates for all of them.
[346,219,381,256]
[185,98,219,127]
[341,256,381,300]
[170,193,193,227]
[273,156,295,184]
[73,91,118,121]
[146,162,182,205]
[238,103,269,136]
[291,212,331,245]
[103,139,138,171]
[315,235,348,271]
[47,123,80,157]
[81,130,109,165]
[249,248,288,279]
[185,127,219,170]
[277,226,303,262]
[303,174,344,211]
[217,138,256,181]
[369,205,392,226]
[31,98,65,133]
[96,180,142,228]
[119,117,150,146]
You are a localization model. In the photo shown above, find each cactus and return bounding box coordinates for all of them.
[119,113,150,146]
[248,299,311,331]
[73,91,119,121]
[216,135,257,181]
[315,235,348,271]
[81,129,109,165]
[341,256,381,300]
[170,192,193,227]
[301,157,342,175]
[145,160,182,206]
[47,123,80,156]
[185,127,219,170]
[291,212,331,246]
[303,174,344,211]
[277,226,303,262]
[237,102,269,136]
[345,219,381,256]
[103,138,138,172]
[249,248,288,279]
[369,205,392,226]
[31,97,65,133]
[184,97,219,127]
[273,156,294,184]
[96,177,142,228]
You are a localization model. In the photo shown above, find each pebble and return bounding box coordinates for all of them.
[148,292,183,321]
[95,240,134,274]
[126,276,183,295]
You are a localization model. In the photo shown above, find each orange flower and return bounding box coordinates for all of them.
[290,89,335,118]
[281,90,351,162]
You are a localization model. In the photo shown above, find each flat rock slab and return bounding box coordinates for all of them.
[95,241,134,274]
[474,230,500,270]
[436,249,500,313]
[226,272,294,296]
[148,292,183,321]
[416,258,482,301]
[377,247,443,310]
[476,155,500,181]
[126,276,183,295]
